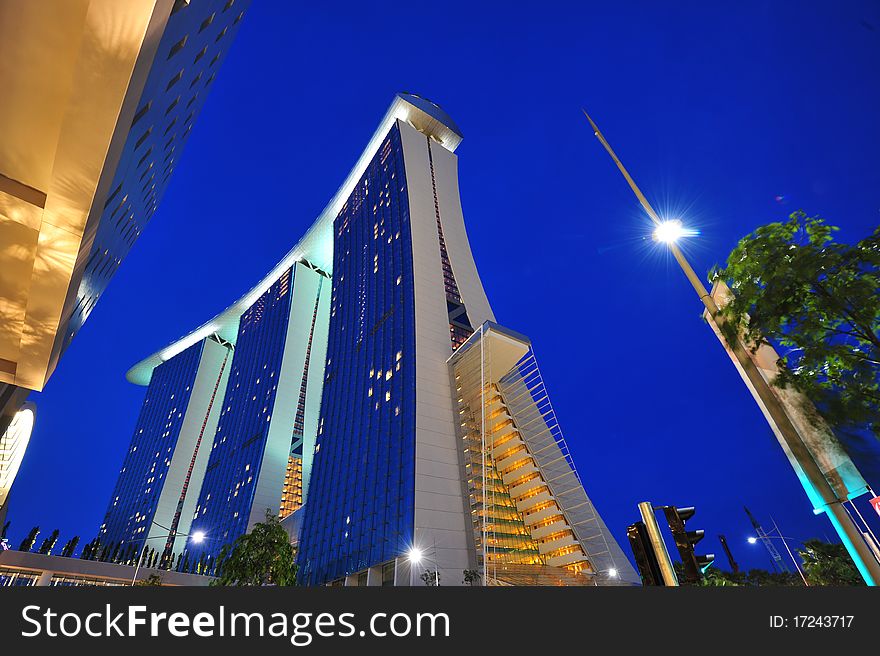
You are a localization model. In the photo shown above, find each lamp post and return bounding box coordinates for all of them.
[582,110,880,587]
[130,520,204,586]
[407,543,440,586]
[747,526,808,587]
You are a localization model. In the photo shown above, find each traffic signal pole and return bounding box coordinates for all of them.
[638,502,678,586]
[584,110,880,587]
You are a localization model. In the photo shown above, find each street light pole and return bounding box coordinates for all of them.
[583,110,880,587]
[770,518,808,587]
[130,520,204,585]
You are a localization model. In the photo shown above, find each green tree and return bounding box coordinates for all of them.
[420,569,440,586]
[135,573,164,587]
[711,212,880,437]
[60,535,80,558]
[797,539,864,586]
[211,510,297,586]
[37,528,60,555]
[743,569,802,587]
[462,569,481,586]
[18,526,39,552]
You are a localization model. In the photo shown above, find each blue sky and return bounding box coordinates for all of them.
[8,1,880,572]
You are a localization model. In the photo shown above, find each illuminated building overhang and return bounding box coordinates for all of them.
[126,92,463,386]
[0,0,174,391]
[0,402,36,508]
[447,321,532,381]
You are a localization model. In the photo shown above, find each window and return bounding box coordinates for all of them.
[189,72,202,88]
[381,562,395,586]
[103,184,122,209]
[167,35,187,59]
[134,127,152,150]
[137,147,153,169]
[199,13,215,32]
[215,26,228,42]
[165,96,180,115]
[163,117,177,136]
[193,46,207,64]
[171,0,189,15]
[166,70,183,90]
[222,0,234,11]
[131,101,151,127]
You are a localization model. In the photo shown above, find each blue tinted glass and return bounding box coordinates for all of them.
[297,123,416,585]
[186,267,294,566]
[99,340,204,552]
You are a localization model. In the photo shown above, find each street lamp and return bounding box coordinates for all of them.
[583,109,880,587]
[407,543,441,586]
[407,547,423,565]
[652,219,698,244]
[747,532,808,587]
[130,520,205,586]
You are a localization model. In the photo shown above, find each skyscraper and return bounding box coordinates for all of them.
[98,337,232,565]
[0,0,250,435]
[113,93,637,584]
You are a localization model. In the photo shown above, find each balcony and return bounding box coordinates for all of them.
[530,520,570,541]
[522,505,560,526]
[538,534,578,555]
[546,551,588,568]
[514,489,553,513]
[508,476,543,499]
[501,462,537,486]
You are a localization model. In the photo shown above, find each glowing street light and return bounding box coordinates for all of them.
[608,568,618,578]
[131,521,207,585]
[407,547,423,565]
[652,219,698,244]
[582,108,880,587]
[746,530,808,586]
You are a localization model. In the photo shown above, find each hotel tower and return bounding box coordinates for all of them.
[103,93,638,585]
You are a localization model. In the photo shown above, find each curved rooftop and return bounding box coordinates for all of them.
[126,93,463,386]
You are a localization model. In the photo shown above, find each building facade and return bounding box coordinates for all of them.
[98,336,232,565]
[0,0,250,451]
[115,93,637,585]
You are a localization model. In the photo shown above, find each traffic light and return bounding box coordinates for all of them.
[662,506,715,584]
[626,521,663,586]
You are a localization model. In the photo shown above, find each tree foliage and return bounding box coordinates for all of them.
[18,526,39,552]
[797,539,864,586]
[37,528,59,555]
[712,212,880,437]
[60,535,80,558]
[420,569,440,586]
[136,573,164,587]
[699,568,802,587]
[211,510,297,586]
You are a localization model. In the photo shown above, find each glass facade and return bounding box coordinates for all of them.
[63,0,250,355]
[188,268,295,564]
[99,341,205,552]
[297,124,416,585]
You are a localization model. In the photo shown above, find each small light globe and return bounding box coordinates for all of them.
[608,568,618,578]
[191,530,206,544]
[408,547,423,564]
[747,537,758,545]
[653,219,686,243]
